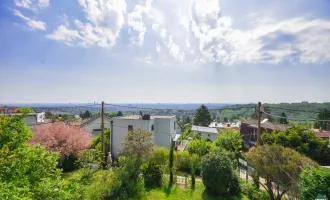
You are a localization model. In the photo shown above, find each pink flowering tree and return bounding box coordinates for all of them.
[29,123,91,170]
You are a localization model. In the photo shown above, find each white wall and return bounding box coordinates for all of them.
[192,130,217,141]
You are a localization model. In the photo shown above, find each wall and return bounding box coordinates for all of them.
[191,130,216,141]
[154,118,174,148]
[24,115,37,126]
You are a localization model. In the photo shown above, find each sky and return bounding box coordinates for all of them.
[0,0,330,104]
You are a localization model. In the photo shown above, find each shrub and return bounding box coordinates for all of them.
[240,179,269,200]
[176,151,201,175]
[150,147,169,166]
[201,149,239,196]
[141,162,162,188]
[300,167,330,199]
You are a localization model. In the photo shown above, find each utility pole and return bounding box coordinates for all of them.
[257,102,262,146]
[101,101,105,168]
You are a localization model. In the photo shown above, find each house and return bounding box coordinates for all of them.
[240,119,288,149]
[111,115,179,159]
[80,115,111,137]
[313,129,330,147]
[191,125,219,141]
[1,112,45,126]
[0,106,18,114]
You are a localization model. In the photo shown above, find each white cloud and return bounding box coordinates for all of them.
[48,0,127,48]
[13,9,46,31]
[14,0,49,11]
[156,42,161,52]
[165,35,185,62]
[127,0,153,45]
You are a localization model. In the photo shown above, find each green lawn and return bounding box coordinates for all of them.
[142,183,249,200]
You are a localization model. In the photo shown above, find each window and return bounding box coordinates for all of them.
[174,122,176,130]
[128,125,133,131]
[151,125,154,131]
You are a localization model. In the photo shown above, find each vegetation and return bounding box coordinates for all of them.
[142,161,162,188]
[169,140,174,186]
[188,139,215,157]
[29,122,91,171]
[245,145,316,200]
[201,149,240,196]
[299,167,330,199]
[279,112,289,124]
[314,108,330,130]
[261,126,330,165]
[215,129,242,158]
[79,110,91,119]
[193,104,212,127]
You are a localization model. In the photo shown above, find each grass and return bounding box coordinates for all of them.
[142,182,249,200]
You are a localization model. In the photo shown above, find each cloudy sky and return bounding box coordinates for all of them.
[0,0,330,104]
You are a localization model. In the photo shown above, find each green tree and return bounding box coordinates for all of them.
[183,116,191,124]
[121,128,154,181]
[223,117,228,123]
[279,112,289,124]
[141,161,162,188]
[201,149,240,196]
[261,127,330,165]
[80,110,91,119]
[193,104,212,127]
[191,156,196,190]
[215,129,242,159]
[245,145,316,200]
[188,139,214,157]
[0,112,66,200]
[45,111,52,119]
[117,111,123,116]
[314,108,330,131]
[300,167,330,199]
[169,140,174,186]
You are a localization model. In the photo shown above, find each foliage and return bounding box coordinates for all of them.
[240,179,269,200]
[79,110,91,119]
[300,167,330,199]
[77,149,102,173]
[314,108,330,131]
[279,112,289,124]
[191,156,196,190]
[261,126,330,165]
[117,111,123,116]
[193,104,212,127]
[178,125,191,140]
[0,114,68,200]
[223,117,228,123]
[121,128,155,181]
[45,111,52,119]
[244,144,316,200]
[215,129,242,158]
[90,128,110,154]
[188,139,215,157]
[183,116,192,124]
[169,140,174,186]
[176,151,201,175]
[150,146,169,166]
[201,149,240,196]
[142,161,162,188]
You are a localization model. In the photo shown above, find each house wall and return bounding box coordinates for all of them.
[191,130,217,141]
[85,117,111,137]
[24,116,37,126]
[154,118,175,148]
[111,118,152,159]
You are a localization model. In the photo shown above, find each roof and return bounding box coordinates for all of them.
[79,115,112,128]
[112,115,176,120]
[0,112,44,116]
[315,132,330,138]
[242,119,288,131]
[191,125,218,134]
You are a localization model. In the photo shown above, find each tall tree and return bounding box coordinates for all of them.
[121,128,154,181]
[169,139,174,186]
[117,111,123,116]
[314,108,330,131]
[223,117,228,123]
[245,145,316,200]
[279,112,289,124]
[183,116,191,124]
[193,104,212,127]
[79,110,91,119]
[215,129,242,159]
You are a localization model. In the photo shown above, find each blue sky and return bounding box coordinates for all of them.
[0,0,330,104]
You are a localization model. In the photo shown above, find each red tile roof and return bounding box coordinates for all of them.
[315,132,330,138]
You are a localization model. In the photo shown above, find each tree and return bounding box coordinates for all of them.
[201,149,240,196]
[188,139,214,157]
[314,108,330,131]
[215,129,242,159]
[117,111,123,116]
[45,111,52,119]
[142,161,162,188]
[0,112,66,199]
[191,156,195,190]
[279,112,289,124]
[29,123,91,171]
[169,140,174,186]
[193,104,212,127]
[223,117,228,123]
[183,116,191,124]
[245,145,316,200]
[91,128,110,154]
[300,167,330,199]
[261,127,330,165]
[121,128,154,181]
[79,110,91,119]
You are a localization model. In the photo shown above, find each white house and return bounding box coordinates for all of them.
[1,112,45,126]
[80,115,111,137]
[111,115,179,159]
[191,125,218,141]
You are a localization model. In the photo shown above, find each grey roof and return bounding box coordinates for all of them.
[112,115,176,120]
[242,119,288,131]
[80,115,112,128]
[191,125,218,134]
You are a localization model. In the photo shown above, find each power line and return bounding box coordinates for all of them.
[262,111,330,122]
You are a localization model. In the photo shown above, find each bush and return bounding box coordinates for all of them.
[300,167,330,199]
[141,162,162,188]
[150,147,169,166]
[176,152,201,175]
[240,179,269,200]
[201,149,239,196]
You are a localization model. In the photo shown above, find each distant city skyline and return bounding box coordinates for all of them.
[1,0,329,103]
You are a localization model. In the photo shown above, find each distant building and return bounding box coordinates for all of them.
[0,106,18,114]
[111,115,180,159]
[0,112,45,126]
[191,125,219,141]
[80,115,111,137]
[313,129,330,147]
[240,119,288,149]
